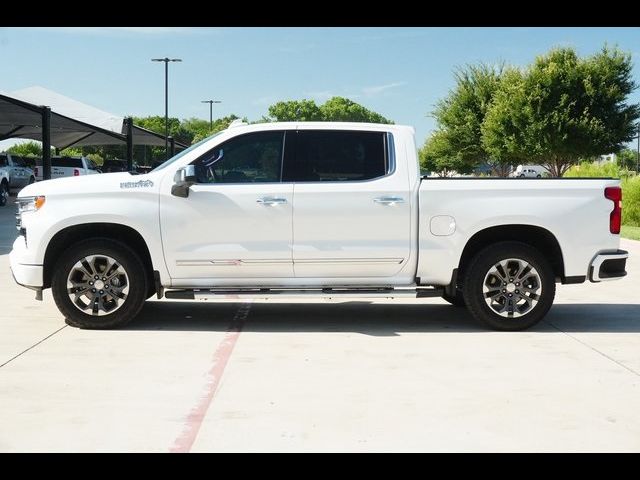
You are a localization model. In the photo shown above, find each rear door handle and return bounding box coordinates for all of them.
[374,196,405,205]
[257,197,287,206]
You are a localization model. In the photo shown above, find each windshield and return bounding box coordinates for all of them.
[151,131,225,172]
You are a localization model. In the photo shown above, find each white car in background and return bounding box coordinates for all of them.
[0,153,36,192]
[34,156,101,181]
[512,165,548,178]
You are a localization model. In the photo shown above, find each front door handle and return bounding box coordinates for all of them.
[374,196,405,205]
[257,197,287,206]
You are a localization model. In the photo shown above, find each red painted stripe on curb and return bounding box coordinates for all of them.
[170,302,252,453]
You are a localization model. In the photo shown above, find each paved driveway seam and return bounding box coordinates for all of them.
[545,320,640,378]
[0,325,67,369]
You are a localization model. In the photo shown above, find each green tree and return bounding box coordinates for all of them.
[431,64,509,175]
[419,130,476,176]
[482,46,640,177]
[190,115,242,142]
[319,97,393,124]
[267,99,322,122]
[266,97,392,123]
[132,116,194,145]
[617,148,638,171]
[7,141,44,157]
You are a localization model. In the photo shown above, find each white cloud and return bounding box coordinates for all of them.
[362,81,407,96]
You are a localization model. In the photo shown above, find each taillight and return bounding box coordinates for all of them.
[604,186,622,234]
[73,169,80,176]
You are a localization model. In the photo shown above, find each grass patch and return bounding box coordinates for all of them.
[565,162,640,227]
[621,225,640,241]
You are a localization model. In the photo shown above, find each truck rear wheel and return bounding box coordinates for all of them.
[51,238,148,329]
[462,241,555,331]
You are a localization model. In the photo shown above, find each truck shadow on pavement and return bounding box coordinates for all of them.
[124,301,640,335]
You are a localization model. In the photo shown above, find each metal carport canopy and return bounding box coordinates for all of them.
[0,93,127,149]
[0,87,188,178]
[0,86,185,149]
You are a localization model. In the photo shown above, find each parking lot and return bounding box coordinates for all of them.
[1,197,639,452]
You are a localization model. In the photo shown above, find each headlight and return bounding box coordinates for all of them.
[16,196,45,231]
[17,195,46,214]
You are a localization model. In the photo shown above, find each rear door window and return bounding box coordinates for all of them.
[284,130,388,182]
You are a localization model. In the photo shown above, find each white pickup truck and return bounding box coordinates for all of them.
[10,122,628,331]
[34,156,100,181]
[0,153,35,193]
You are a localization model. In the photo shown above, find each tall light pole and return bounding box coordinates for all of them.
[151,57,182,159]
[201,100,222,129]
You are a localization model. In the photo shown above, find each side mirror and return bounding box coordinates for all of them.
[171,165,197,198]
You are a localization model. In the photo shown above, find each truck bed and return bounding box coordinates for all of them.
[416,177,622,285]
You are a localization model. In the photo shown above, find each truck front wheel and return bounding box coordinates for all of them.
[51,238,148,329]
[462,241,555,331]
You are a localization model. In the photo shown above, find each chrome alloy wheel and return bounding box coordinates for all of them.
[482,258,542,318]
[66,254,130,316]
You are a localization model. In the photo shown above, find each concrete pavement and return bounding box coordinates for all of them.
[1,196,639,452]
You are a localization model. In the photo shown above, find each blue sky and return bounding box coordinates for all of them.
[1,26,640,146]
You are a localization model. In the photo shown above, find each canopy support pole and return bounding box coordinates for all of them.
[125,117,134,172]
[42,106,51,180]
[169,136,175,158]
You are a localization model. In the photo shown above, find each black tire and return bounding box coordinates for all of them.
[442,290,466,307]
[0,181,8,206]
[52,238,148,329]
[29,176,35,184]
[536,174,542,178]
[462,241,555,331]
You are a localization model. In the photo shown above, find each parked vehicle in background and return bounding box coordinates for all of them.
[11,121,628,332]
[135,165,153,174]
[512,165,548,178]
[101,159,129,173]
[19,156,38,171]
[0,153,36,193]
[0,166,9,206]
[34,156,100,181]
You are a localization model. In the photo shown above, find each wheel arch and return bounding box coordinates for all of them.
[458,224,566,283]
[43,223,154,290]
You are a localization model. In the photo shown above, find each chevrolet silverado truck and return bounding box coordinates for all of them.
[10,121,629,331]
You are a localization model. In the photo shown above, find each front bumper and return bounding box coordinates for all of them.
[9,235,43,288]
[589,250,628,282]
